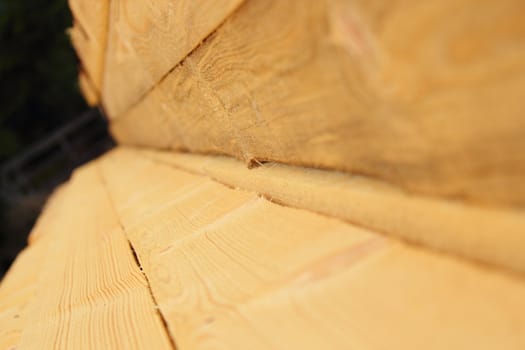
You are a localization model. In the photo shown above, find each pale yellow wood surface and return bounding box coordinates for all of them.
[0,244,48,350]
[139,148,525,275]
[111,0,525,207]
[78,70,99,106]
[27,184,69,245]
[3,147,525,349]
[102,0,245,117]
[97,147,525,350]
[68,0,109,95]
[0,184,72,350]
[14,164,173,350]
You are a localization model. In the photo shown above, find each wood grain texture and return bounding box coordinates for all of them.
[0,244,48,350]
[111,0,525,207]
[68,0,109,97]
[102,0,245,117]
[0,184,72,350]
[15,164,173,350]
[98,147,525,350]
[138,148,525,275]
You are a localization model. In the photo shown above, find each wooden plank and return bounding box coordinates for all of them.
[0,183,76,350]
[27,184,69,245]
[0,244,48,350]
[99,147,525,350]
[78,70,99,106]
[0,182,76,349]
[209,243,525,350]
[68,0,109,95]
[111,0,525,207]
[101,0,245,117]
[15,163,173,350]
[138,148,525,275]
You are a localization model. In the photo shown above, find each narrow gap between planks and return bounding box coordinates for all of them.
[95,163,179,350]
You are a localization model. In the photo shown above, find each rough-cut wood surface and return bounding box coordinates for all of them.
[138,148,525,275]
[68,0,109,98]
[102,0,245,117]
[111,0,525,207]
[9,164,173,350]
[97,147,525,350]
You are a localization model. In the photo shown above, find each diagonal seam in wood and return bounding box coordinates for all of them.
[130,147,525,279]
[106,1,248,120]
[95,162,178,350]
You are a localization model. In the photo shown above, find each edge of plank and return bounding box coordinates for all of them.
[136,147,525,277]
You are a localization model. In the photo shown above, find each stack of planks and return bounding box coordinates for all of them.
[2,0,525,349]
[2,148,525,349]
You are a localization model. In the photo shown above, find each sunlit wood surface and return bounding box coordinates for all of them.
[3,0,525,348]
[2,148,525,349]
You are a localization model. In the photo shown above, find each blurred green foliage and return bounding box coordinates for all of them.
[0,0,86,161]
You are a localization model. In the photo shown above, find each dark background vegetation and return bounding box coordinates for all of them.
[0,0,86,159]
[0,0,112,277]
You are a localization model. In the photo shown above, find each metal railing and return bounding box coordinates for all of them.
[0,109,114,200]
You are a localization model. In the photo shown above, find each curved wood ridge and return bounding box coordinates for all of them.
[138,147,525,276]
